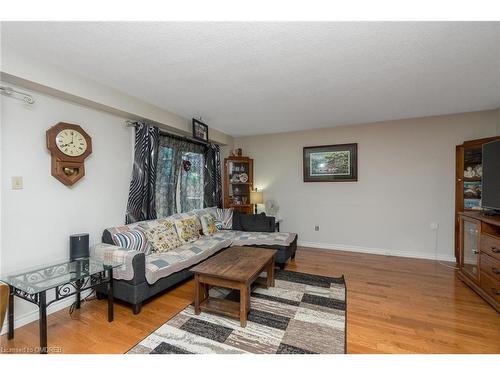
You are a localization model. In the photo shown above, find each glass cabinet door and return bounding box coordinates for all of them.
[462,147,483,211]
[460,217,480,281]
[227,161,251,206]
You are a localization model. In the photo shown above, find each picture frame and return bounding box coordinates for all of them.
[192,119,209,142]
[303,143,358,182]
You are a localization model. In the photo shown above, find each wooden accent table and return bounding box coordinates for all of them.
[190,247,276,327]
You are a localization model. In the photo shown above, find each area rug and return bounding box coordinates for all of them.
[127,270,346,354]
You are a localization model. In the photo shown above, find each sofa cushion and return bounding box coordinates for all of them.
[170,211,202,232]
[200,214,218,235]
[90,243,143,281]
[112,229,152,254]
[193,207,217,220]
[209,231,237,241]
[143,220,182,253]
[228,230,297,247]
[106,219,164,239]
[214,208,233,229]
[174,217,200,243]
[144,236,232,284]
[233,212,274,232]
[103,211,202,245]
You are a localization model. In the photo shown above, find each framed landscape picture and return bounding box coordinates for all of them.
[303,143,358,182]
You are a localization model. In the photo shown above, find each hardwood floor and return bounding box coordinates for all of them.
[1,247,499,354]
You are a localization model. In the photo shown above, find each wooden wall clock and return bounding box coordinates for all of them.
[46,122,92,186]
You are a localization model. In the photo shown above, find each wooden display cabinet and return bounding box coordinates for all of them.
[223,156,254,214]
[455,136,500,261]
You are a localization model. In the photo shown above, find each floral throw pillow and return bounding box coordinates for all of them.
[143,220,182,253]
[174,217,200,243]
[200,214,218,235]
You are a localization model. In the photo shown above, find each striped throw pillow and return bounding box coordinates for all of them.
[112,229,151,254]
[214,208,233,230]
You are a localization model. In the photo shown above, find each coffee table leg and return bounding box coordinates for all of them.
[240,285,248,328]
[203,284,209,301]
[194,275,201,315]
[246,288,250,311]
[267,258,275,288]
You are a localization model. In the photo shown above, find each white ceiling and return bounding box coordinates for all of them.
[2,22,500,137]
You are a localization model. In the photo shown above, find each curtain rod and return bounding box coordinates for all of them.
[0,85,35,104]
[125,120,209,147]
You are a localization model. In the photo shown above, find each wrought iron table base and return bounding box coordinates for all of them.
[7,268,114,354]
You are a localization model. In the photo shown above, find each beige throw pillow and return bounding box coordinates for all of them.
[144,220,182,253]
[200,214,218,235]
[174,217,200,243]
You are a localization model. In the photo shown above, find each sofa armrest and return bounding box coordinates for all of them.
[91,243,146,284]
[232,212,276,232]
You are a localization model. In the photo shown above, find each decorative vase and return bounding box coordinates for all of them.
[0,283,8,331]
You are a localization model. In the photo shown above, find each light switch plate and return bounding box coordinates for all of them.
[11,176,23,190]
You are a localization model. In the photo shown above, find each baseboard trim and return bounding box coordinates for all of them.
[297,241,456,263]
[0,297,74,337]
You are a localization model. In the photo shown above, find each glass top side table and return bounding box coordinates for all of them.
[0,257,122,354]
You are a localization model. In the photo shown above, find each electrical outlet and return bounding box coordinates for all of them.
[430,222,439,231]
[314,225,320,231]
[11,176,23,190]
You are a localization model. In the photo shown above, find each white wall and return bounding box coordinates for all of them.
[1,83,133,332]
[235,110,499,261]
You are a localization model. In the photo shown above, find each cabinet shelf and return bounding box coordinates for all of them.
[224,156,254,214]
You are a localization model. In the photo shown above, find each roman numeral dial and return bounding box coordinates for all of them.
[55,129,88,156]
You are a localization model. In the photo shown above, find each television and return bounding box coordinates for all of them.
[481,139,500,214]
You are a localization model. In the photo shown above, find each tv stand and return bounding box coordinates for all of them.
[458,211,500,312]
[482,209,500,217]
[454,136,500,262]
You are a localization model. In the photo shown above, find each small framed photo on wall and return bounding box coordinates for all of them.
[303,143,358,182]
[192,119,209,142]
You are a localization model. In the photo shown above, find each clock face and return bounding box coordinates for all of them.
[55,129,88,157]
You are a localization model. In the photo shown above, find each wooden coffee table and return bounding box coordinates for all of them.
[190,246,276,327]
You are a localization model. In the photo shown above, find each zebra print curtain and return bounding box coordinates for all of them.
[204,143,223,208]
[125,122,160,224]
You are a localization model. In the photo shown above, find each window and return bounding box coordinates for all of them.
[177,152,204,212]
[156,146,175,218]
[156,143,205,217]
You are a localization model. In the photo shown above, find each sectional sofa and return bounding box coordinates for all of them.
[91,208,297,314]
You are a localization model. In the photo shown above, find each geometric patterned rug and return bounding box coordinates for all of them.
[127,270,346,354]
